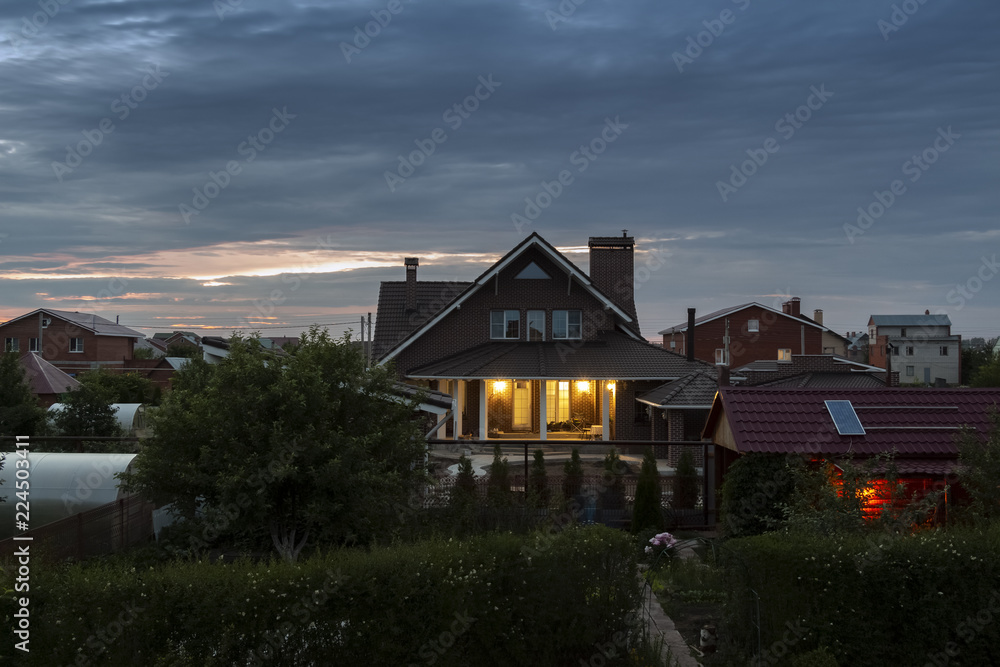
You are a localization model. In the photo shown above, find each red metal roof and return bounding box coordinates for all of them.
[705,387,1000,457]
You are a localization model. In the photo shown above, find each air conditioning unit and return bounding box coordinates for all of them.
[41,318,51,328]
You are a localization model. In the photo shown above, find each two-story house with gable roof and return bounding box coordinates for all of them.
[0,308,143,375]
[372,232,713,443]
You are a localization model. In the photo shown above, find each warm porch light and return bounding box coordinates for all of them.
[606,381,616,392]
[576,381,590,393]
[492,380,507,394]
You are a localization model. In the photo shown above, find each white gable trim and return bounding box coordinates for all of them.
[379,235,634,365]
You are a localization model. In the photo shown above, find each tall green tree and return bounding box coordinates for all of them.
[76,369,160,404]
[632,447,662,532]
[598,447,625,511]
[562,447,583,500]
[486,443,511,507]
[956,410,1000,523]
[121,328,427,562]
[0,351,46,437]
[673,450,700,510]
[529,449,550,508]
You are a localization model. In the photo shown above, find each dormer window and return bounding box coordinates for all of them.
[552,310,582,339]
[491,310,520,339]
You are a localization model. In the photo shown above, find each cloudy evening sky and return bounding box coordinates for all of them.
[1,0,997,342]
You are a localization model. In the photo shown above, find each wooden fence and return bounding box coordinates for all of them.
[0,494,155,562]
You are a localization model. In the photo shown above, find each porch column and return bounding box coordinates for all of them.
[451,380,460,440]
[437,380,445,432]
[539,380,547,441]
[454,379,465,440]
[479,379,487,440]
[601,380,610,441]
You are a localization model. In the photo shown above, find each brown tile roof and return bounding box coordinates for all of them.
[3,309,143,338]
[406,331,714,380]
[637,370,719,408]
[372,281,472,360]
[704,387,1000,458]
[19,352,80,395]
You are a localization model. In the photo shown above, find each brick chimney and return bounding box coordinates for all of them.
[782,297,801,317]
[813,309,823,326]
[686,308,696,362]
[588,231,637,324]
[404,257,419,313]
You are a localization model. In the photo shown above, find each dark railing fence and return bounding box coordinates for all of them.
[424,474,706,529]
[0,494,155,562]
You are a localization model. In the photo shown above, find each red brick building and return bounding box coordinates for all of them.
[0,308,143,375]
[659,298,847,368]
[373,232,713,443]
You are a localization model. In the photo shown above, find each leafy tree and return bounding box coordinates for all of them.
[53,376,122,438]
[121,328,427,562]
[719,453,796,538]
[632,448,662,532]
[133,347,159,360]
[672,450,700,510]
[166,343,202,359]
[970,355,1000,387]
[562,447,583,500]
[0,351,47,437]
[956,411,1000,523]
[77,369,160,405]
[486,443,511,507]
[528,449,549,509]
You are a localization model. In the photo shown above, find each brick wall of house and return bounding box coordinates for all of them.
[0,315,134,372]
[392,246,620,377]
[663,305,825,367]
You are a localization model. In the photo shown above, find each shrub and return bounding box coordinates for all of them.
[486,443,512,507]
[598,447,626,511]
[672,450,699,510]
[0,527,651,666]
[632,448,663,532]
[562,447,583,500]
[719,453,796,537]
[529,449,550,509]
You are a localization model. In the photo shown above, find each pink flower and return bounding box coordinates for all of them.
[649,532,678,549]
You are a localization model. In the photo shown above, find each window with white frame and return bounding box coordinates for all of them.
[70,337,84,353]
[940,346,949,356]
[747,319,759,333]
[546,381,570,422]
[527,310,545,341]
[4,338,17,352]
[29,338,39,352]
[490,310,520,339]
[778,348,792,362]
[714,348,728,365]
[553,310,582,339]
[906,365,915,376]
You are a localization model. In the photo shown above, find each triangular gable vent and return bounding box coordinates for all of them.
[514,262,551,279]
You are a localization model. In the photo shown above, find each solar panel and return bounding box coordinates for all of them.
[825,400,866,436]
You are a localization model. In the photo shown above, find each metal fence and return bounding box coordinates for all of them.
[0,494,155,562]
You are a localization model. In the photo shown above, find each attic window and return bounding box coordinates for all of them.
[747,319,759,333]
[515,262,551,279]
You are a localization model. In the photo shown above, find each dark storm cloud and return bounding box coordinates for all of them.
[0,0,997,338]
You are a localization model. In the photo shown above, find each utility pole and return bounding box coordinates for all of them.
[367,312,373,367]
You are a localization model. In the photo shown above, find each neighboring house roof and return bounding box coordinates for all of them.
[163,357,192,371]
[19,352,80,395]
[406,331,712,380]
[753,372,886,389]
[135,338,166,356]
[2,309,143,338]
[637,370,718,409]
[658,302,837,337]
[869,314,952,328]
[392,381,455,414]
[372,281,473,360]
[376,232,640,364]
[703,387,1000,458]
[733,355,884,374]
